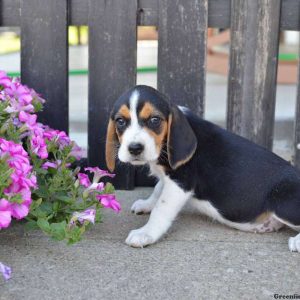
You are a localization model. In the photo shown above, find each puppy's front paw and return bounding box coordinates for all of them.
[125,228,155,248]
[289,234,300,252]
[131,199,153,215]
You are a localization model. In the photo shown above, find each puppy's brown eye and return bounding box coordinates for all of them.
[149,116,161,127]
[116,118,126,128]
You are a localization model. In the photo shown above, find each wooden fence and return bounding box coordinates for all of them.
[0,0,300,189]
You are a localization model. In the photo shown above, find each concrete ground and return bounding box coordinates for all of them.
[1,188,300,300]
[1,43,300,299]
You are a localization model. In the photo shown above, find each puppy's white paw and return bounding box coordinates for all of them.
[131,199,153,214]
[288,234,300,252]
[125,228,155,248]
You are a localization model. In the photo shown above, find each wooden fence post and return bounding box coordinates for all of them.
[294,40,300,167]
[227,0,281,149]
[88,0,137,189]
[20,0,69,133]
[157,0,208,117]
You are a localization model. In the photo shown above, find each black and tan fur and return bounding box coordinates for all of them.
[106,85,300,251]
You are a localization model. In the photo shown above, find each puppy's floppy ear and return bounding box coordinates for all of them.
[167,106,197,169]
[105,118,118,172]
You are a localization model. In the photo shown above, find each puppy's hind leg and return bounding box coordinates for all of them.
[273,193,300,252]
[273,214,300,252]
[131,180,164,214]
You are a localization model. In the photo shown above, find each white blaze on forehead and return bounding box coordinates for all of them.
[129,90,139,126]
[178,105,189,114]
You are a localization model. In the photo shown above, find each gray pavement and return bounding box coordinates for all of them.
[1,188,300,300]
[1,44,300,300]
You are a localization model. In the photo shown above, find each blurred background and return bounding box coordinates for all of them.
[0,26,299,160]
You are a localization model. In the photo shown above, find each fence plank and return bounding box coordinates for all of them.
[138,0,158,26]
[158,0,208,116]
[227,0,281,149]
[0,0,20,26]
[88,0,137,189]
[69,0,88,26]
[1,0,300,30]
[281,0,300,31]
[294,41,300,168]
[208,0,231,29]
[20,0,68,132]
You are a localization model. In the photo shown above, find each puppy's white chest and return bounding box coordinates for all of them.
[149,162,165,180]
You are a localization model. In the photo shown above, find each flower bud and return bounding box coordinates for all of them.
[18,124,28,133]
[73,167,81,176]
[74,179,79,189]
[82,189,89,199]
[0,123,8,134]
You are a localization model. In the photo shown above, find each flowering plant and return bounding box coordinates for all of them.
[0,71,120,246]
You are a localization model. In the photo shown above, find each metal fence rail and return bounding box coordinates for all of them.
[0,0,299,189]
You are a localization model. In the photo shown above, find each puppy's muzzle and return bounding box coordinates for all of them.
[128,142,144,156]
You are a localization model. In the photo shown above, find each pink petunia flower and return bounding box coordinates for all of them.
[0,138,28,157]
[0,199,12,229]
[4,96,34,113]
[96,194,121,212]
[0,138,36,228]
[70,143,83,160]
[42,161,59,170]
[85,167,115,182]
[77,173,91,188]
[19,111,37,129]
[0,91,5,101]
[5,82,32,105]
[0,262,12,280]
[82,181,104,198]
[30,88,45,104]
[30,134,48,159]
[43,127,71,149]
[70,208,96,225]
[89,182,105,191]
[42,127,58,140]
[57,131,70,147]
[42,160,70,170]
[10,201,30,220]
[0,71,11,89]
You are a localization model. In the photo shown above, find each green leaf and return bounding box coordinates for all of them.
[34,186,49,198]
[104,182,115,194]
[95,209,101,223]
[30,198,43,211]
[50,221,66,241]
[33,100,43,112]
[37,168,48,175]
[37,219,51,234]
[29,201,53,219]
[54,194,73,204]
[25,220,39,231]
[9,193,24,204]
[66,225,84,245]
[52,202,59,212]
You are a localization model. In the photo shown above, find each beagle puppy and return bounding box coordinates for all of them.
[106,85,300,251]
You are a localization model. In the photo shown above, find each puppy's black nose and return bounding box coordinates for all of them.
[128,143,144,156]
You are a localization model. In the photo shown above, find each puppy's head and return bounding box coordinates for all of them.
[106,85,197,172]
